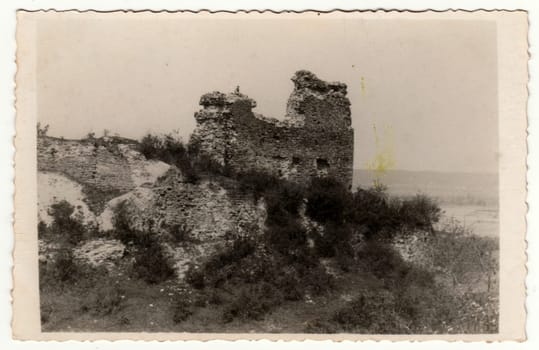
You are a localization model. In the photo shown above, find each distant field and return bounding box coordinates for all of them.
[354,169,499,238]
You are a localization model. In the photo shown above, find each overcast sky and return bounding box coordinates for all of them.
[36,15,498,173]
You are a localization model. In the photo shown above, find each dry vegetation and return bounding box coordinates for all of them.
[38,133,498,333]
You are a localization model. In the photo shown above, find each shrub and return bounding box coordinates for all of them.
[38,220,49,240]
[356,241,409,281]
[273,268,303,301]
[236,170,280,201]
[300,264,335,296]
[139,133,199,183]
[81,281,125,316]
[185,266,206,290]
[347,187,442,239]
[132,238,176,284]
[397,194,442,233]
[172,292,194,323]
[265,218,307,255]
[206,237,256,271]
[274,181,304,216]
[192,153,229,177]
[336,249,356,272]
[348,187,398,238]
[47,200,86,245]
[139,133,187,163]
[37,122,49,137]
[111,200,176,284]
[185,236,258,290]
[222,282,283,322]
[306,177,351,224]
[425,223,498,289]
[332,289,405,333]
[40,248,79,283]
[111,200,132,238]
[112,201,155,247]
[40,303,52,324]
[313,222,352,258]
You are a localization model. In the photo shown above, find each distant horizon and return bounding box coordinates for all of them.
[354,168,498,176]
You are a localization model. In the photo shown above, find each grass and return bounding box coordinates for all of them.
[39,233,498,333]
[38,137,498,333]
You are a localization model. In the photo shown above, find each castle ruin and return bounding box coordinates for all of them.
[190,70,355,187]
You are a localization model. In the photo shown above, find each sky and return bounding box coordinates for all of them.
[36,14,498,173]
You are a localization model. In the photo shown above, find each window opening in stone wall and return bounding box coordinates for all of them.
[316,158,330,170]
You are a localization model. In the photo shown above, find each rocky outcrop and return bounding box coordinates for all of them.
[37,136,170,213]
[38,172,97,226]
[96,167,267,278]
[100,168,266,241]
[37,139,267,278]
[73,239,125,270]
[190,70,355,188]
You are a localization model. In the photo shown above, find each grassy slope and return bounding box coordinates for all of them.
[41,232,498,333]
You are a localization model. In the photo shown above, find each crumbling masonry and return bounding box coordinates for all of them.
[190,70,355,187]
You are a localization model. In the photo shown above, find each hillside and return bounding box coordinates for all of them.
[38,135,266,277]
[36,133,498,334]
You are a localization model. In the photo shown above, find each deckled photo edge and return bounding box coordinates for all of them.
[12,9,528,341]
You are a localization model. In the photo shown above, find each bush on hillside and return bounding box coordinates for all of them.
[348,187,399,238]
[81,280,125,316]
[306,177,351,224]
[356,240,410,281]
[172,291,195,323]
[132,237,176,284]
[40,248,79,283]
[236,170,280,201]
[265,218,308,255]
[39,247,110,291]
[38,220,48,240]
[111,200,152,246]
[396,194,442,233]
[347,187,442,239]
[332,289,405,333]
[139,133,199,183]
[221,282,284,322]
[186,232,334,322]
[47,200,86,245]
[312,222,353,258]
[425,220,498,289]
[330,242,464,334]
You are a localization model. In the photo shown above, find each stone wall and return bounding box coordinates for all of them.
[37,135,264,243]
[190,70,355,188]
[37,136,170,213]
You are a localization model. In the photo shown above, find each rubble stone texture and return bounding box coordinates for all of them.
[190,70,355,188]
[37,136,170,213]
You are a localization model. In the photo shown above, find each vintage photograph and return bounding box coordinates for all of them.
[13,11,528,339]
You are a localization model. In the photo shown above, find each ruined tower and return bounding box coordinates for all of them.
[190,70,354,187]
